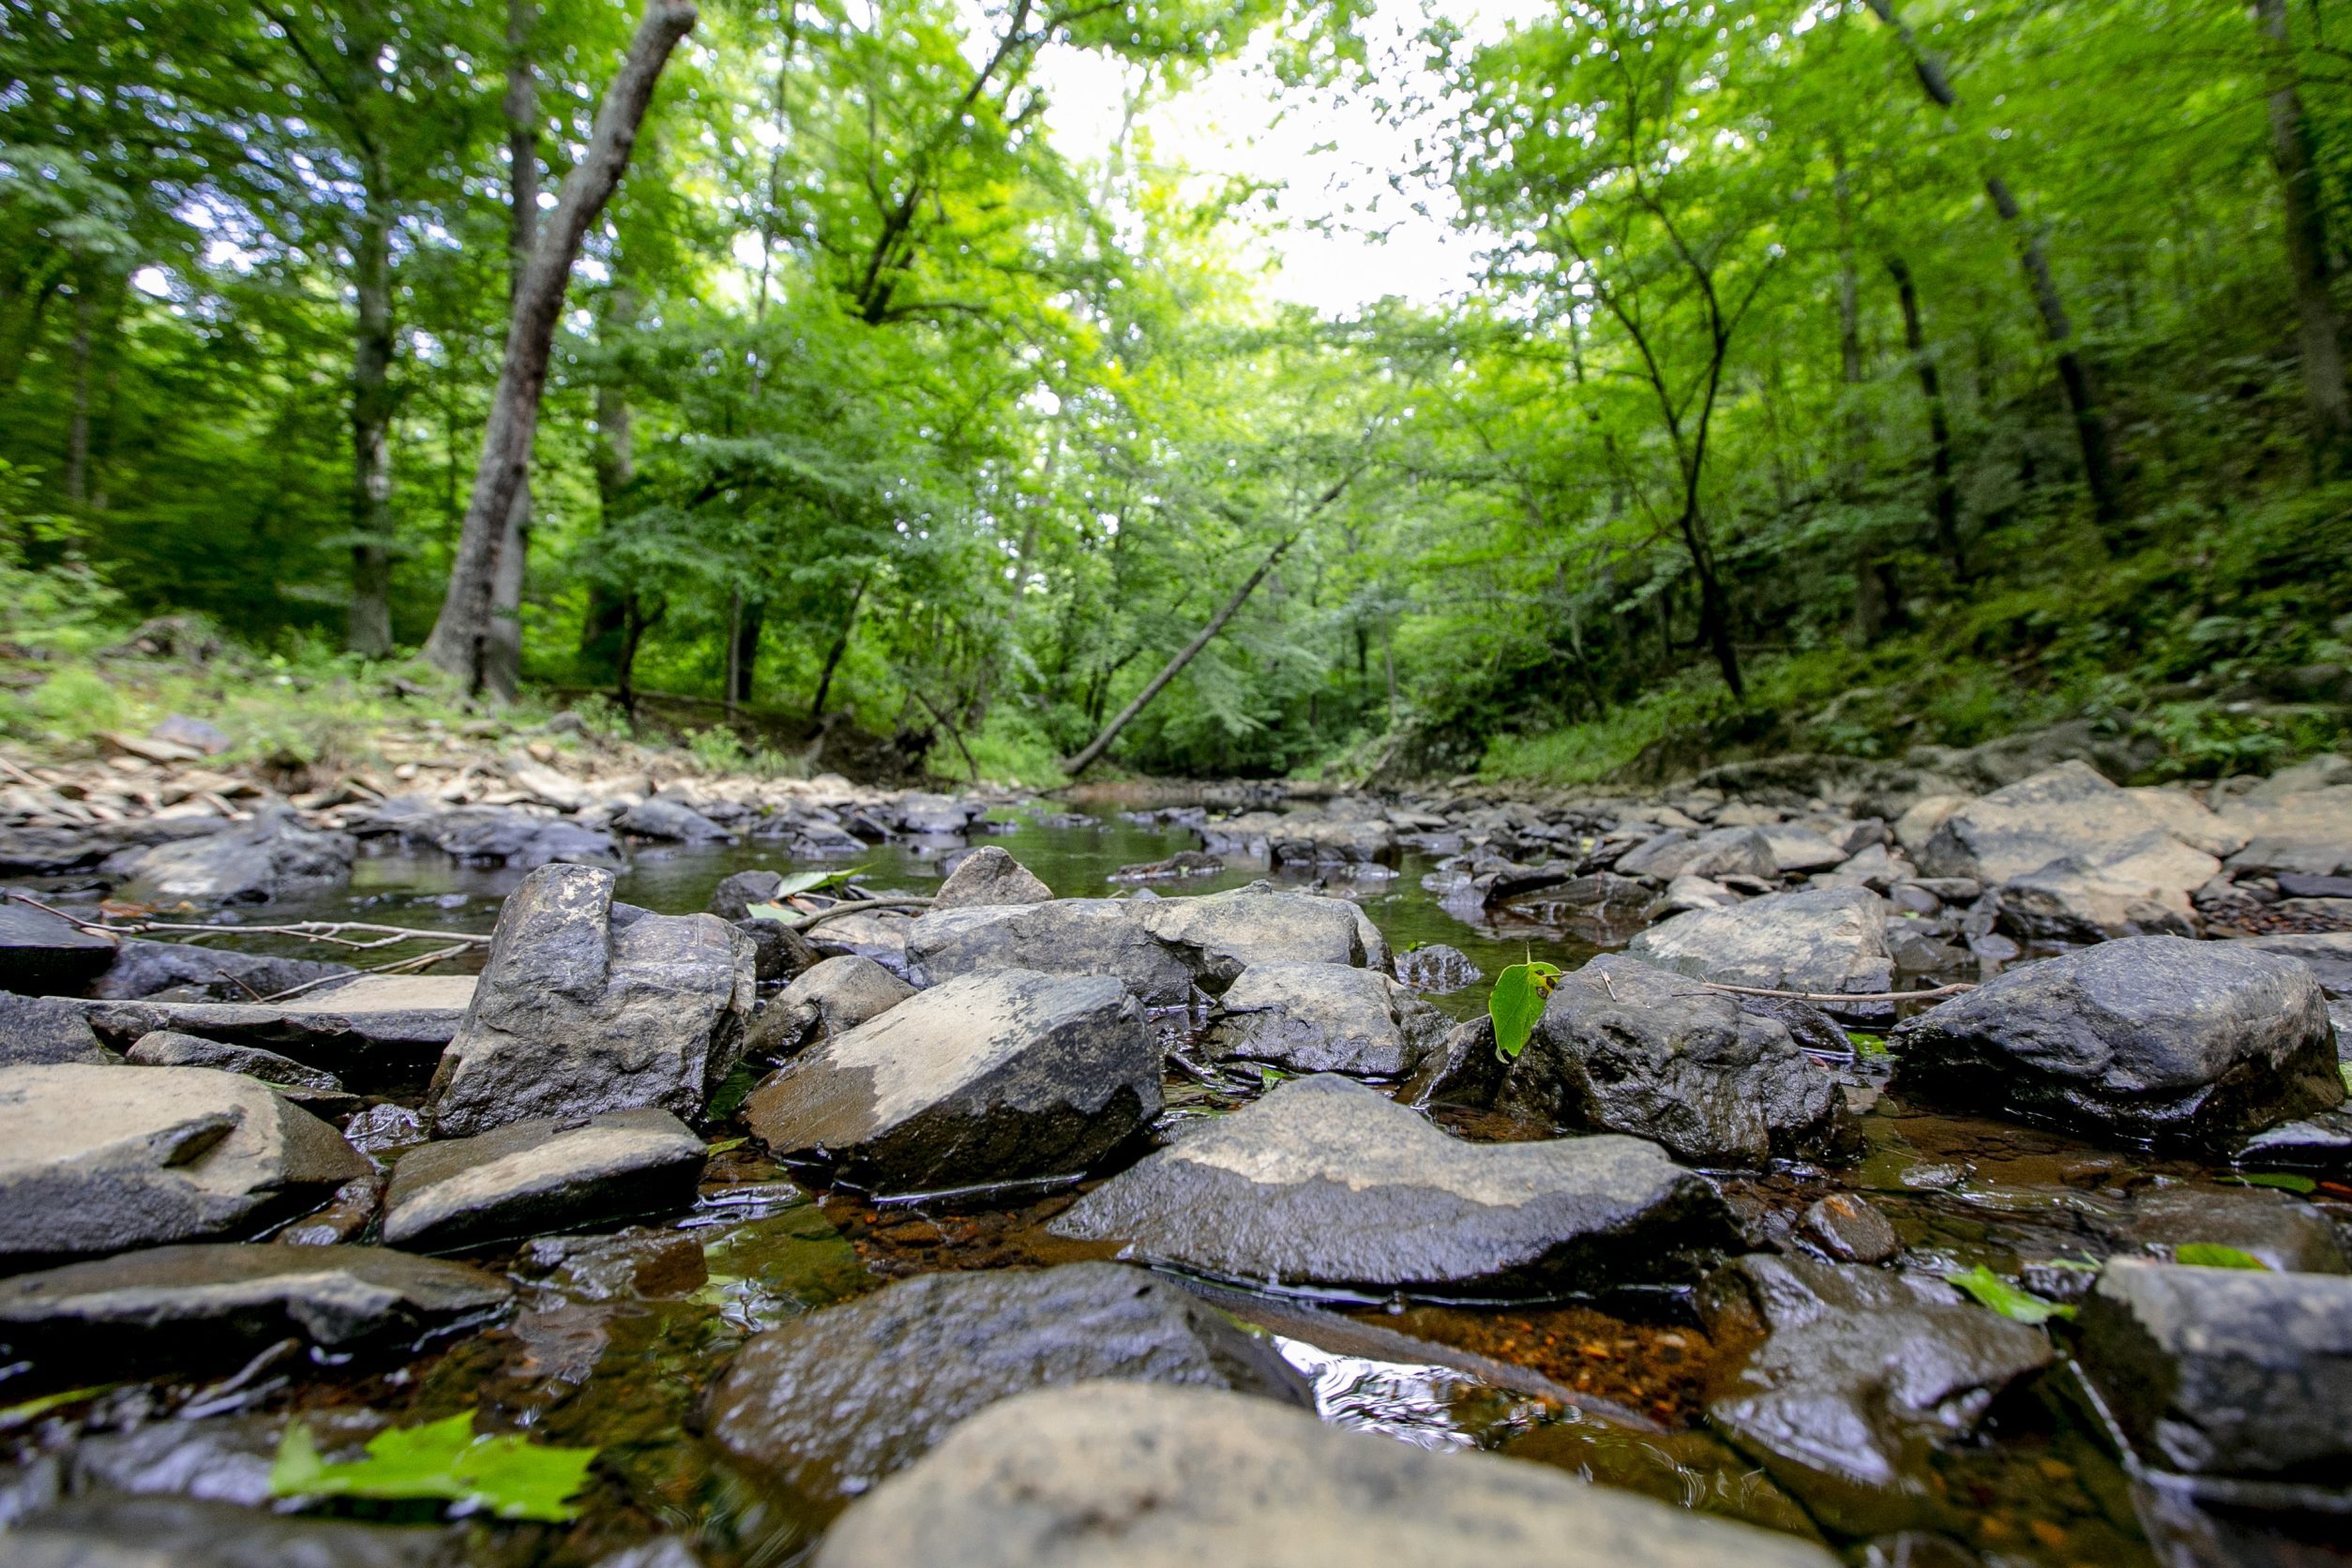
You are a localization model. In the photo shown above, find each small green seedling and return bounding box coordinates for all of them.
[1947,1264,2074,1324]
[269,1412,597,1523]
[1489,960,1564,1062]
[2174,1243,2269,1271]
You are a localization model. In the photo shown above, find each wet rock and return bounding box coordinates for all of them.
[745,955,914,1062]
[382,1108,705,1252]
[2226,930,2352,997]
[1392,942,1482,994]
[92,938,354,1003]
[930,845,1052,909]
[812,1380,1838,1568]
[83,974,476,1092]
[4,1495,465,1568]
[1760,826,1850,873]
[112,806,355,904]
[746,968,1158,1192]
[733,913,820,983]
[1627,886,1895,1015]
[1496,955,1844,1167]
[355,798,621,867]
[2109,1185,2347,1274]
[426,864,757,1137]
[1204,962,1448,1078]
[1914,761,2218,912]
[806,903,917,977]
[0,992,116,1065]
[1891,936,2344,1147]
[1998,858,2196,942]
[2077,1258,2352,1481]
[1052,1073,1735,1294]
[1697,1254,2053,1534]
[0,1243,509,1376]
[279,1174,384,1244]
[1108,850,1224,882]
[710,868,788,921]
[1800,1194,1903,1264]
[0,1063,369,1267]
[0,901,117,995]
[706,1263,1311,1496]
[124,1029,341,1091]
[1617,826,1776,882]
[520,1225,709,1302]
[614,794,731,842]
[69,1414,287,1507]
[1269,818,1396,866]
[1396,1014,1507,1109]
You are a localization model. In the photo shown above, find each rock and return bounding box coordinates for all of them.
[807,904,917,977]
[908,883,1377,1005]
[504,755,589,810]
[1269,818,1396,866]
[1052,1074,1735,1294]
[1495,955,1843,1167]
[1698,1254,2053,1534]
[614,794,732,842]
[2218,781,2352,878]
[518,1225,709,1302]
[1891,936,2344,1147]
[1892,794,1969,852]
[1652,873,1740,915]
[1913,761,2219,912]
[1203,962,1448,1078]
[2124,786,2249,858]
[745,955,914,1061]
[1996,858,2195,942]
[1800,1194,1903,1264]
[92,938,354,1003]
[0,1243,510,1378]
[356,798,621,867]
[2077,1258,2352,1482]
[1760,826,1849,873]
[426,865,756,1137]
[1392,942,1482,994]
[930,845,1052,908]
[746,969,1158,1192]
[124,1030,346,1102]
[4,1495,464,1568]
[382,1108,706,1253]
[733,914,820,983]
[2227,931,2352,997]
[811,1380,1839,1568]
[1108,851,1224,882]
[81,975,476,1092]
[1617,827,1776,882]
[0,1063,369,1268]
[151,714,232,755]
[0,992,115,1065]
[2109,1185,2347,1274]
[1814,843,1914,892]
[706,1263,1311,1496]
[1396,1014,1507,1110]
[0,901,117,995]
[708,869,785,921]
[112,806,355,903]
[1627,886,1895,1015]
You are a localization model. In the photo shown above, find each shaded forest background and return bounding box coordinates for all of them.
[4,0,2351,787]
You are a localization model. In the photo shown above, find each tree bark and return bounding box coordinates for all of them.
[1889,256,1964,576]
[731,597,765,705]
[483,0,540,699]
[809,573,867,721]
[423,0,698,688]
[346,172,397,657]
[2254,0,2352,475]
[63,280,94,515]
[1063,531,1300,777]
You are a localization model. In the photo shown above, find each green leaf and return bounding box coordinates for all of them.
[1489,961,1563,1062]
[743,870,868,923]
[1946,1265,2074,1324]
[2235,1172,2317,1195]
[0,1383,117,1430]
[704,1137,747,1155]
[2174,1244,2269,1271]
[1845,1030,1890,1059]
[269,1412,596,1523]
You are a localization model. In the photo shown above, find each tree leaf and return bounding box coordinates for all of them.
[2235,1172,2316,1195]
[0,1384,117,1431]
[2174,1244,2269,1271]
[1946,1265,2073,1324]
[270,1412,596,1523]
[1488,961,1563,1062]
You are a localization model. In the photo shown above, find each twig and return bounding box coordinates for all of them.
[1697,980,1975,1004]
[3,892,491,951]
[256,942,475,1005]
[788,897,932,931]
[0,752,44,788]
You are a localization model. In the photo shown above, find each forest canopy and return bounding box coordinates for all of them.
[6,0,2350,786]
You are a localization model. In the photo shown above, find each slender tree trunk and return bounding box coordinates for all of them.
[424,0,698,687]
[1063,531,1300,777]
[1889,256,1964,576]
[484,0,540,698]
[1833,147,1887,645]
[2254,0,2352,475]
[347,176,397,656]
[63,280,94,515]
[615,595,661,717]
[731,598,764,705]
[809,574,867,721]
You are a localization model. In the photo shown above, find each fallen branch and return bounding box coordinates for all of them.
[1697,980,1976,1005]
[786,897,933,931]
[4,892,491,951]
[256,942,476,1005]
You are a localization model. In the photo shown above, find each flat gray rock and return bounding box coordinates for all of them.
[0,991,117,1065]
[812,1381,1838,1568]
[1892,936,2344,1147]
[1052,1074,1734,1294]
[1617,826,1775,882]
[0,901,118,995]
[1391,942,1481,994]
[1627,885,1894,1011]
[706,1263,1310,1496]
[2079,1258,2352,1483]
[0,1243,510,1377]
[1698,1254,2053,1535]
[4,1496,466,1568]
[1914,761,2220,904]
[0,1063,369,1268]
[80,975,476,1091]
[2226,931,2352,998]
[930,846,1052,908]
[614,794,731,842]
[746,969,1157,1192]
[125,1030,342,1092]
[1204,961,1447,1078]
[427,864,756,1136]
[383,1108,706,1252]
[92,937,354,1003]
[112,806,355,904]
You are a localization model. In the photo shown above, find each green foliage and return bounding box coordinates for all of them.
[744,868,867,912]
[0,1383,117,1431]
[1488,960,1562,1063]
[268,1413,597,1523]
[2174,1244,2269,1271]
[1946,1266,2073,1325]
[2236,1172,2317,1195]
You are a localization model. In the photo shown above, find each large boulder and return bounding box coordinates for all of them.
[0,1243,510,1378]
[1913,761,2219,914]
[705,1263,1310,1496]
[1626,886,1894,1011]
[0,901,117,995]
[92,938,354,1003]
[426,864,756,1137]
[382,1108,705,1252]
[908,883,1380,1004]
[0,991,116,1065]
[930,846,1052,909]
[111,806,355,903]
[0,1063,369,1268]
[745,969,1158,1192]
[1203,961,1448,1078]
[1997,858,2196,942]
[1052,1074,1735,1295]
[812,1381,1839,1568]
[2076,1258,2352,1482]
[1891,936,2344,1147]
[1497,954,1844,1167]
[1697,1254,2054,1535]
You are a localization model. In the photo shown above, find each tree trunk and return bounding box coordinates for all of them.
[483,0,540,699]
[731,597,765,705]
[423,0,698,687]
[63,280,94,516]
[809,574,867,721]
[1889,256,1964,575]
[346,175,397,657]
[2254,0,2352,475]
[615,594,661,718]
[1063,531,1300,777]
